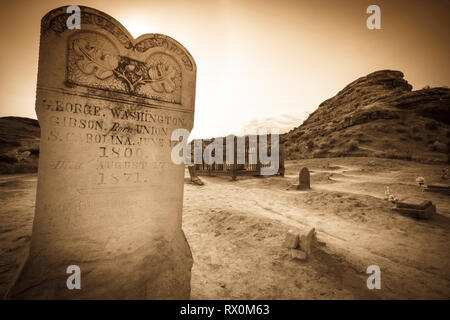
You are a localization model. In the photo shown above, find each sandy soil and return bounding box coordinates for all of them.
[1,157,449,299]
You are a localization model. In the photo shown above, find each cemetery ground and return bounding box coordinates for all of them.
[0,157,449,299]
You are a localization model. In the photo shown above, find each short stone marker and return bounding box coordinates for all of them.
[289,248,307,260]
[284,229,299,249]
[285,228,319,261]
[300,228,315,256]
[298,167,310,190]
[7,6,196,299]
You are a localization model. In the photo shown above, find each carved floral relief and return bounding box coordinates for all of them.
[67,33,182,104]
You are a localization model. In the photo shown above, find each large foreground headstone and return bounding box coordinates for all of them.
[7,6,196,299]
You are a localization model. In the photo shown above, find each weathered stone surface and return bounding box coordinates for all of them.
[283,230,299,249]
[312,232,326,247]
[396,199,432,210]
[289,249,307,261]
[7,6,196,299]
[298,167,310,190]
[300,228,315,256]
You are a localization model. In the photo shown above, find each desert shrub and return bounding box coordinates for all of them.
[425,121,438,131]
[312,150,328,158]
[412,135,422,141]
[0,163,15,174]
[0,154,17,164]
[358,136,372,143]
[412,127,420,134]
[382,138,393,148]
[19,147,40,157]
[396,127,409,134]
[384,149,412,160]
[11,162,38,173]
[285,146,293,155]
[306,140,314,151]
[346,139,359,152]
[343,131,352,137]
[332,150,346,157]
[318,141,329,149]
[374,151,385,158]
[429,141,447,153]
[0,138,20,147]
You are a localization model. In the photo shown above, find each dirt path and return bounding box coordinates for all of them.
[184,157,450,299]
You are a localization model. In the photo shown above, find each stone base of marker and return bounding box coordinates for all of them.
[7,231,192,299]
[284,228,319,261]
[295,184,311,190]
[289,248,307,260]
[392,198,436,219]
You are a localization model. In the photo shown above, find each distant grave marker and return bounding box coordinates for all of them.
[8,6,196,299]
[188,165,203,185]
[298,167,310,190]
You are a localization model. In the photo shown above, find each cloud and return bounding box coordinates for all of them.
[237,112,309,136]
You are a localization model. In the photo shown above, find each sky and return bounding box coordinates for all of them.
[0,0,449,139]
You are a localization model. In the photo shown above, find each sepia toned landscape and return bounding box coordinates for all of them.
[0,1,449,302]
[1,69,449,299]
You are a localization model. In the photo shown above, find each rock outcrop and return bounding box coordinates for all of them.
[282,70,449,162]
[0,117,40,173]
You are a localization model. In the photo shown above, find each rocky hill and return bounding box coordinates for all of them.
[0,117,40,174]
[282,70,449,163]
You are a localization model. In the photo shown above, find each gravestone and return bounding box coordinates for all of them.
[283,229,299,249]
[299,228,315,256]
[188,165,203,185]
[393,198,436,219]
[7,6,196,299]
[298,167,310,190]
